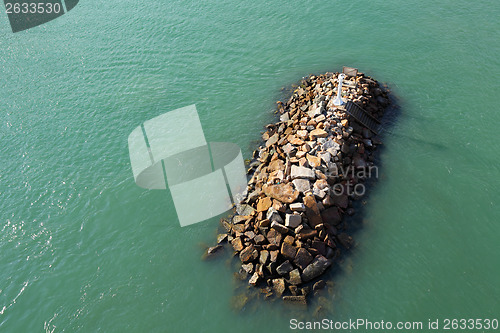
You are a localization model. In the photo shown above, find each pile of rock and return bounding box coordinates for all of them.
[212,71,390,305]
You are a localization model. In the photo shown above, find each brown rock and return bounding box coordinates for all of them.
[321,207,342,225]
[242,263,254,274]
[296,130,309,140]
[232,224,245,234]
[207,245,223,254]
[306,154,322,168]
[272,199,286,212]
[313,280,326,291]
[231,237,244,251]
[269,250,279,262]
[322,195,334,207]
[232,215,248,224]
[287,135,305,146]
[259,250,269,265]
[268,159,284,172]
[259,219,271,227]
[332,194,349,209]
[266,133,279,147]
[256,197,273,212]
[263,183,299,204]
[217,234,228,244]
[244,231,255,240]
[240,245,258,263]
[303,194,323,227]
[302,255,332,282]
[311,240,327,256]
[273,278,286,297]
[271,221,289,234]
[297,229,318,240]
[281,241,298,260]
[276,260,294,275]
[283,235,295,245]
[309,128,328,140]
[294,248,314,270]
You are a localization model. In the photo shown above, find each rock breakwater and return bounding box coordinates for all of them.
[210,70,390,305]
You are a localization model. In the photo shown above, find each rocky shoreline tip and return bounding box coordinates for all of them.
[208,69,391,307]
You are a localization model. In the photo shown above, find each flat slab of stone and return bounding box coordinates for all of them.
[256,197,273,212]
[291,165,316,180]
[263,183,299,203]
[283,295,307,305]
[292,179,311,193]
[309,128,328,140]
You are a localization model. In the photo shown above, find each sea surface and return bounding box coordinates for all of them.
[1,1,499,332]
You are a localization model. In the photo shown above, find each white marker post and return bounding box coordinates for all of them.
[333,73,346,106]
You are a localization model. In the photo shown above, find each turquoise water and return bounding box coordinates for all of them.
[1,0,499,332]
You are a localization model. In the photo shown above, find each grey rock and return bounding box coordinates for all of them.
[236,204,255,216]
[312,188,327,200]
[267,207,283,224]
[302,255,332,282]
[276,260,294,276]
[292,178,311,193]
[285,214,302,228]
[318,152,331,164]
[280,113,290,122]
[291,165,315,180]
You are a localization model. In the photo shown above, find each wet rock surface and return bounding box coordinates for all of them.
[210,70,391,306]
